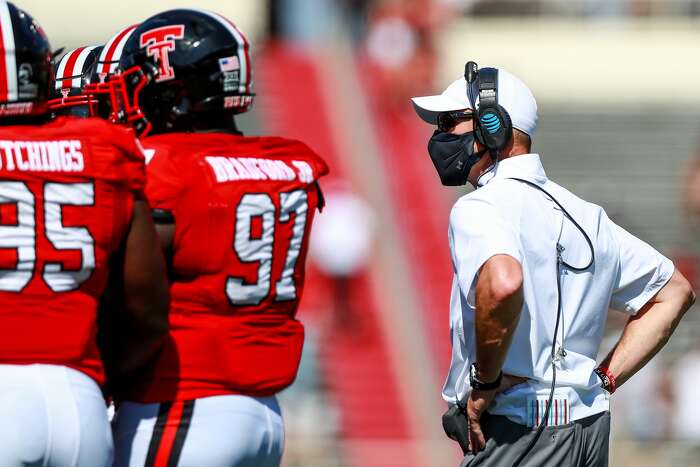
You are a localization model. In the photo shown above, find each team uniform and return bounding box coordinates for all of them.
[0,116,146,466]
[112,133,328,467]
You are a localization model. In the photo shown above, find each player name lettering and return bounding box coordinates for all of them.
[205,156,315,183]
[0,140,85,173]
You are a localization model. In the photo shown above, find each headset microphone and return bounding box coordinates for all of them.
[466,61,478,87]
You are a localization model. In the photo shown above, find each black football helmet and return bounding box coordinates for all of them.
[111,8,255,135]
[49,46,103,117]
[0,1,52,118]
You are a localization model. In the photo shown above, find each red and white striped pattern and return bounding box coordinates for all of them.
[190,9,252,95]
[530,397,569,427]
[54,46,99,91]
[97,24,137,77]
[0,0,17,102]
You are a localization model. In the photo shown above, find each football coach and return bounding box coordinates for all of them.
[411,62,696,467]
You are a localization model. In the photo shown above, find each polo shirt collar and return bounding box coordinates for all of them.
[477,153,547,187]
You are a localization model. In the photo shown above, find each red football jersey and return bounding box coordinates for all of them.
[0,116,146,385]
[128,132,328,402]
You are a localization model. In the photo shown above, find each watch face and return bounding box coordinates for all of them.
[469,363,501,390]
[469,363,481,388]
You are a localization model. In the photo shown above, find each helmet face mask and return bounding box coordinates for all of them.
[112,8,255,135]
[49,94,97,117]
[84,62,157,135]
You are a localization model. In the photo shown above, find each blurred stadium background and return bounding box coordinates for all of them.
[26,0,700,465]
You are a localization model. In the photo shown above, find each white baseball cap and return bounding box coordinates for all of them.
[411,68,538,136]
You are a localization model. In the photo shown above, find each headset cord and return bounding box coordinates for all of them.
[507,178,594,467]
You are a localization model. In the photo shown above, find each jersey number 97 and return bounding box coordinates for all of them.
[226,189,308,306]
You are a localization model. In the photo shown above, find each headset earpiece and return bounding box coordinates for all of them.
[464,63,514,157]
[475,104,512,152]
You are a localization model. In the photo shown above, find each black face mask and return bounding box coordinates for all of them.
[427,130,487,186]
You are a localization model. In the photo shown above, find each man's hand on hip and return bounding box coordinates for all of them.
[466,374,529,453]
[466,388,495,452]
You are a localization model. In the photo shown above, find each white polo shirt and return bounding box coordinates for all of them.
[444,153,674,426]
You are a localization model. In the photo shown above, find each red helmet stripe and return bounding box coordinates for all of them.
[71,46,98,88]
[99,24,137,75]
[0,1,17,102]
[60,47,86,90]
[54,49,71,89]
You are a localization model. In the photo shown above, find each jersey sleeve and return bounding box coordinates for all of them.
[294,141,329,181]
[448,197,523,297]
[120,135,147,195]
[86,121,146,195]
[145,147,185,212]
[609,220,674,314]
[270,138,329,183]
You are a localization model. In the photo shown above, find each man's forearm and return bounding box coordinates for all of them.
[600,302,684,388]
[600,270,695,388]
[474,255,524,382]
[475,288,523,381]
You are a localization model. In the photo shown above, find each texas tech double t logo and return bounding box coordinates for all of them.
[139,25,185,82]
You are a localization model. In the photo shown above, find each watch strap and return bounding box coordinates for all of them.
[469,363,502,391]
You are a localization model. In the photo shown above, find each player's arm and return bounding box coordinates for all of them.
[151,202,175,253]
[599,269,695,388]
[102,199,169,380]
[154,223,174,252]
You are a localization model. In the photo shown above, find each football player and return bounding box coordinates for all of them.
[0,3,169,466]
[49,45,103,117]
[49,24,138,119]
[103,9,329,467]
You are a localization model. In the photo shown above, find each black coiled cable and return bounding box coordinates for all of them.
[507,178,594,467]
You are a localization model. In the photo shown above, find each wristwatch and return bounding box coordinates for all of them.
[469,363,502,391]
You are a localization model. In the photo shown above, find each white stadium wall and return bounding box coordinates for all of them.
[19,0,268,51]
[438,18,700,107]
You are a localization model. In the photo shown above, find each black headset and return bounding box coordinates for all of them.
[465,61,513,159]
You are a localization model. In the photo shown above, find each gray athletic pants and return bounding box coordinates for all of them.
[460,411,610,467]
